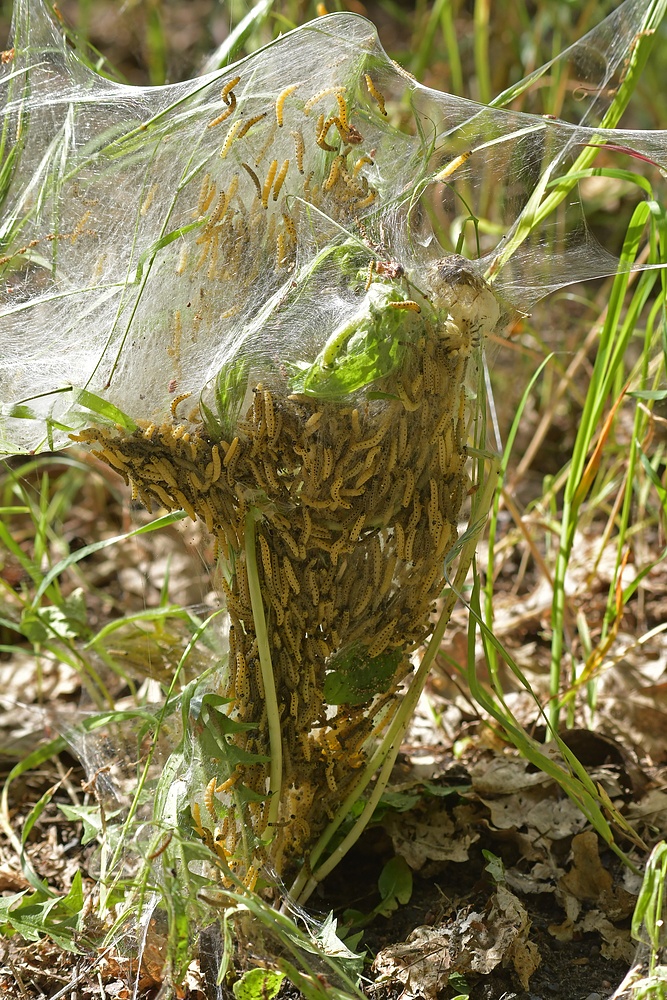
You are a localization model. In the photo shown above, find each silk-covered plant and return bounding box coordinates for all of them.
[1,0,667,989]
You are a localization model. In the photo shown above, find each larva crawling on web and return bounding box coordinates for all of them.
[221,76,241,104]
[262,160,278,208]
[323,155,344,192]
[241,162,262,202]
[335,92,348,131]
[208,102,235,128]
[220,120,244,159]
[303,86,345,115]
[204,777,218,821]
[364,73,387,115]
[291,130,305,172]
[272,159,290,200]
[208,75,241,127]
[170,392,191,418]
[435,150,473,181]
[237,112,267,140]
[276,84,299,126]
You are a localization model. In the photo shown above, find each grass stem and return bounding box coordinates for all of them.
[244,512,282,838]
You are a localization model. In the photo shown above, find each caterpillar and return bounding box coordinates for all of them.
[323,155,344,192]
[364,74,387,115]
[208,103,235,128]
[303,86,344,114]
[435,150,472,182]
[276,84,299,127]
[335,92,348,130]
[241,162,262,201]
[353,154,374,176]
[262,159,278,208]
[221,75,241,104]
[258,533,273,584]
[237,112,267,140]
[402,469,415,508]
[291,129,305,172]
[282,211,296,241]
[170,391,192,418]
[223,436,240,467]
[282,556,300,595]
[389,300,421,313]
[367,618,399,658]
[272,159,290,200]
[355,188,377,209]
[219,119,244,159]
[316,115,338,152]
[236,650,250,700]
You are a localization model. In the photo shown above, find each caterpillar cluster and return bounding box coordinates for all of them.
[71,264,484,881]
[181,72,386,299]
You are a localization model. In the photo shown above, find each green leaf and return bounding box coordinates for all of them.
[376,855,412,917]
[18,609,48,644]
[8,404,37,420]
[627,389,667,401]
[482,849,505,885]
[189,693,271,775]
[421,780,471,798]
[63,588,88,631]
[631,841,667,948]
[324,648,402,706]
[233,968,286,1000]
[20,784,61,896]
[59,804,104,846]
[20,599,88,643]
[291,283,424,399]
[196,693,237,713]
[59,870,84,916]
[313,912,365,975]
[202,357,249,440]
[639,449,667,509]
[0,873,84,953]
[74,389,136,431]
[378,790,422,812]
[449,972,470,998]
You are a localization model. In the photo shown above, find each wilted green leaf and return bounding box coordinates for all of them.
[233,968,285,1000]
[324,648,401,706]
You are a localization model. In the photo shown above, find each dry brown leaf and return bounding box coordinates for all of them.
[0,867,28,891]
[373,922,454,1000]
[469,754,552,796]
[547,831,639,952]
[559,830,613,902]
[548,916,576,942]
[505,859,565,896]
[372,886,539,998]
[579,911,635,964]
[478,783,589,846]
[383,802,477,870]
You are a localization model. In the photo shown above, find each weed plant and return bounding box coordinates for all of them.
[1,1,667,997]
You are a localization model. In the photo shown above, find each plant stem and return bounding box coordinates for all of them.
[548,203,658,731]
[244,512,282,838]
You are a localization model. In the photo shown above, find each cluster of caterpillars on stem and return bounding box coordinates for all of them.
[71,271,479,882]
